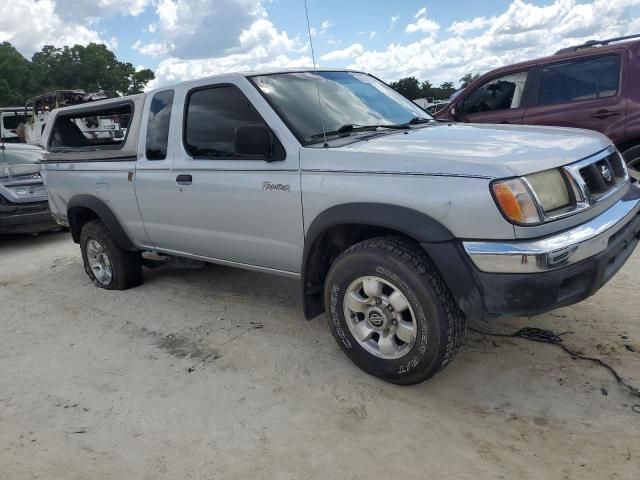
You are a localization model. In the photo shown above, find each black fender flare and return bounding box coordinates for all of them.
[301,203,455,319]
[67,194,137,251]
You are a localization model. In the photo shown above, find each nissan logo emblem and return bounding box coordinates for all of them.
[600,164,613,183]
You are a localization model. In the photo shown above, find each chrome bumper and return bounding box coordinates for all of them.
[463,184,640,273]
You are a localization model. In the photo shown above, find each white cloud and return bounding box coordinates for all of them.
[406,17,440,34]
[54,0,151,20]
[448,16,494,35]
[406,8,440,34]
[147,0,314,86]
[414,7,427,19]
[349,0,640,86]
[151,53,312,87]
[311,20,333,36]
[155,0,265,58]
[132,40,174,57]
[0,0,111,56]
[147,23,157,33]
[369,31,377,39]
[320,43,364,61]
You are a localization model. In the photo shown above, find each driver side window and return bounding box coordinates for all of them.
[463,71,529,115]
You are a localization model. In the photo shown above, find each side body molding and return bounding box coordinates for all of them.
[301,203,455,319]
[67,194,137,251]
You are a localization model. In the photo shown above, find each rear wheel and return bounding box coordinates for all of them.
[80,219,142,290]
[324,236,466,385]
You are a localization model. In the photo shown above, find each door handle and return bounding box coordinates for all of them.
[176,174,192,185]
[499,121,511,124]
[591,109,619,119]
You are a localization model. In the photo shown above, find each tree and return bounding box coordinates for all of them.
[0,42,155,107]
[31,43,155,95]
[438,81,456,99]
[0,42,39,106]
[459,73,480,88]
[388,76,422,99]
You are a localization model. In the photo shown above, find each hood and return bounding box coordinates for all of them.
[302,123,612,179]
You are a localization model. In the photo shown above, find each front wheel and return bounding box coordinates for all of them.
[324,237,466,385]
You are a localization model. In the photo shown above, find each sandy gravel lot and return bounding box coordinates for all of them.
[1,231,639,479]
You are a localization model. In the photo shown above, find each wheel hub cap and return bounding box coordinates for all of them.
[366,308,388,330]
[86,239,113,285]
[343,275,418,360]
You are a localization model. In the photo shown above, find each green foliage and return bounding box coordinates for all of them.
[0,42,155,107]
[388,73,481,100]
[459,73,481,88]
[0,42,40,106]
[388,77,422,100]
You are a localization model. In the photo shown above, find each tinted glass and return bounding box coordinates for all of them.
[463,71,528,115]
[539,55,620,105]
[2,114,26,130]
[598,56,620,98]
[146,90,174,160]
[252,71,430,144]
[185,85,268,158]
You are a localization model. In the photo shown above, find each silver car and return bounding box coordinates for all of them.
[41,69,640,384]
[0,143,57,234]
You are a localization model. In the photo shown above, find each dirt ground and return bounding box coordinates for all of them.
[1,231,639,479]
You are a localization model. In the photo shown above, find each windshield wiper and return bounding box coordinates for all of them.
[310,123,412,139]
[406,116,432,125]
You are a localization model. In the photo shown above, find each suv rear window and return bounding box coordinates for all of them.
[539,55,621,106]
[49,103,131,150]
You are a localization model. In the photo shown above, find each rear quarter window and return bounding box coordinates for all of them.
[145,90,174,160]
[539,54,621,106]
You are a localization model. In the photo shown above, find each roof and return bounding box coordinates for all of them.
[147,67,363,94]
[484,37,640,76]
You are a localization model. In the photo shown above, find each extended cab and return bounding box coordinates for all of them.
[41,69,640,385]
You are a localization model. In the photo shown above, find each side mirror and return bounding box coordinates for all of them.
[234,124,273,159]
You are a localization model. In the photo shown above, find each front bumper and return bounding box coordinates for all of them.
[425,185,640,318]
[0,201,59,234]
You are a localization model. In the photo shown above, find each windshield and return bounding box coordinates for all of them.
[251,71,431,144]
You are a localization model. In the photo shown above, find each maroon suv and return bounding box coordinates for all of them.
[436,35,640,171]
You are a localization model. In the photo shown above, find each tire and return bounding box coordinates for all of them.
[80,219,142,290]
[623,145,640,172]
[324,236,466,385]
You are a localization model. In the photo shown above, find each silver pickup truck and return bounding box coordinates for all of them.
[41,69,640,384]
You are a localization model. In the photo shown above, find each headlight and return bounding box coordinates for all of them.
[525,169,570,212]
[492,178,542,225]
[492,168,573,225]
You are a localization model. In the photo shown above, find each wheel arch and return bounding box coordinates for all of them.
[67,194,137,251]
[301,203,454,320]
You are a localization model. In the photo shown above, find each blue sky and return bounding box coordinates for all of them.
[2,1,639,88]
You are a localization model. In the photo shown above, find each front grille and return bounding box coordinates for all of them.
[577,150,626,200]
